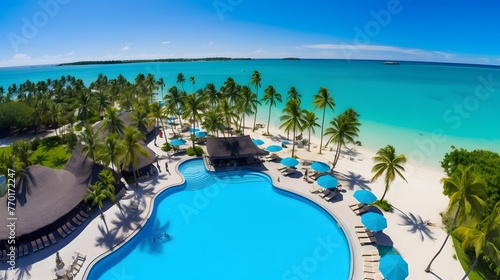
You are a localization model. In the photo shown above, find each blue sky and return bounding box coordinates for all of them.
[0,0,499,67]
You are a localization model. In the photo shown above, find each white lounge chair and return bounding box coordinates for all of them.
[324,191,337,201]
[364,272,383,280]
[357,232,375,238]
[353,206,369,215]
[359,236,378,245]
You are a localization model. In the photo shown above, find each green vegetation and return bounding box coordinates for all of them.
[313,87,335,154]
[325,108,361,169]
[0,101,34,134]
[57,57,250,66]
[29,139,70,169]
[372,199,393,212]
[186,146,204,157]
[426,148,500,278]
[84,169,116,232]
[371,145,408,201]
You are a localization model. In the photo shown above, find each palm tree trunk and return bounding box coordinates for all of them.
[291,124,296,157]
[242,114,246,135]
[425,203,462,272]
[380,183,389,201]
[133,168,139,187]
[192,117,196,151]
[252,112,257,132]
[332,141,342,169]
[308,129,311,152]
[99,208,110,233]
[267,105,272,135]
[462,256,478,280]
[319,108,325,154]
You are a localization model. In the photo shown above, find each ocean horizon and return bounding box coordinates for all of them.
[1,59,499,169]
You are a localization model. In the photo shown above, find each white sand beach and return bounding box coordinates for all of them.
[1,120,466,280]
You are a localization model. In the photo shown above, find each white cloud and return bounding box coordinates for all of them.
[120,43,131,51]
[161,40,170,44]
[12,53,31,60]
[304,44,424,55]
[432,51,455,59]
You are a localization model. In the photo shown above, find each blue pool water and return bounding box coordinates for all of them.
[87,159,351,280]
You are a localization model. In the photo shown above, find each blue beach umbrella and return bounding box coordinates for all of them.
[379,255,409,280]
[188,128,200,133]
[170,139,186,146]
[353,190,377,204]
[252,139,265,146]
[168,117,177,121]
[311,161,330,173]
[316,174,338,189]
[282,140,290,145]
[195,131,207,138]
[361,212,387,232]
[265,145,283,152]
[281,157,299,167]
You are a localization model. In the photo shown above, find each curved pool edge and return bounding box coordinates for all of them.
[81,157,194,280]
[83,158,363,280]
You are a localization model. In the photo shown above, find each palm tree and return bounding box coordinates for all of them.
[149,102,165,146]
[453,205,500,280]
[119,127,148,187]
[238,85,260,135]
[84,180,115,232]
[176,73,186,91]
[164,86,185,127]
[222,77,240,105]
[325,108,361,169]
[203,83,221,110]
[130,106,153,135]
[0,151,25,180]
[98,133,123,171]
[74,90,95,122]
[312,87,335,154]
[279,99,305,157]
[11,139,33,168]
[100,107,125,136]
[250,70,262,131]
[79,124,100,164]
[98,169,116,194]
[302,111,320,152]
[287,86,302,103]
[261,85,282,135]
[371,145,407,201]
[182,93,207,150]
[219,98,238,136]
[95,90,111,118]
[189,76,196,93]
[157,77,165,100]
[203,110,223,137]
[425,165,488,273]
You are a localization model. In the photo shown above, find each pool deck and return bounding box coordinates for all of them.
[1,130,464,280]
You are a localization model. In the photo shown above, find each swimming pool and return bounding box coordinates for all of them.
[87,159,351,279]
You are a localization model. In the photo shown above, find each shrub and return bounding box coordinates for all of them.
[31,138,41,150]
[372,200,393,212]
[74,124,83,131]
[61,133,78,152]
[86,115,101,124]
[186,146,204,156]
[161,142,172,152]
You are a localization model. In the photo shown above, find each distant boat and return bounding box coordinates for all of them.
[383,61,400,65]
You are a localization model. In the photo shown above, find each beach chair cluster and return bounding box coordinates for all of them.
[310,187,338,202]
[30,232,58,255]
[362,247,383,280]
[264,153,280,162]
[68,251,86,277]
[308,171,325,181]
[349,203,369,215]
[355,225,377,245]
[57,210,88,239]
[277,166,296,176]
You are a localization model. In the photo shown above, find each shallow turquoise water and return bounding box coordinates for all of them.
[87,159,351,280]
[2,60,499,166]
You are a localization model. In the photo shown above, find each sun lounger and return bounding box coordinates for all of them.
[58,227,68,238]
[36,238,44,250]
[282,168,296,176]
[23,244,29,256]
[2,249,6,261]
[361,249,379,256]
[309,188,321,194]
[62,224,72,235]
[76,213,87,223]
[356,227,371,233]
[79,210,89,218]
[357,232,375,238]
[66,222,77,231]
[277,166,288,172]
[324,191,337,201]
[48,233,57,244]
[318,189,331,198]
[364,272,383,280]
[363,266,379,273]
[349,203,365,210]
[42,236,51,247]
[362,254,381,262]
[359,236,378,245]
[73,251,86,261]
[353,206,369,215]
[72,217,82,226]
[16,246,23,257]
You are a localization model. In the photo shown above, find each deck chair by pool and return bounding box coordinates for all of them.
[22,244,29,256]
[36,238,44,250]
[58,227,68,238]
[42,236,51,247]
[76,213,87,223]
[79,210,89,218]
[359,236,378,245]
[353,206,369,215]
[349,203,365,210]
[48,233,57,244]
[318,189,331,198]
[62,224,72,235]
[72,217,82,226]
[282,168,296,176]
[357,232,375,238]
[362,248,379,256]
[66,222,76,231]
[364,272,383,280]
[324,191,337,201]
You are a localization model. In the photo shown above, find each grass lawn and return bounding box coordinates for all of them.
[452,236,497,280]
[29,141,70,169]
[0,146,12,155]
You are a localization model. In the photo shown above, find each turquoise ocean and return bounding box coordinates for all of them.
[1,59,499,168]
